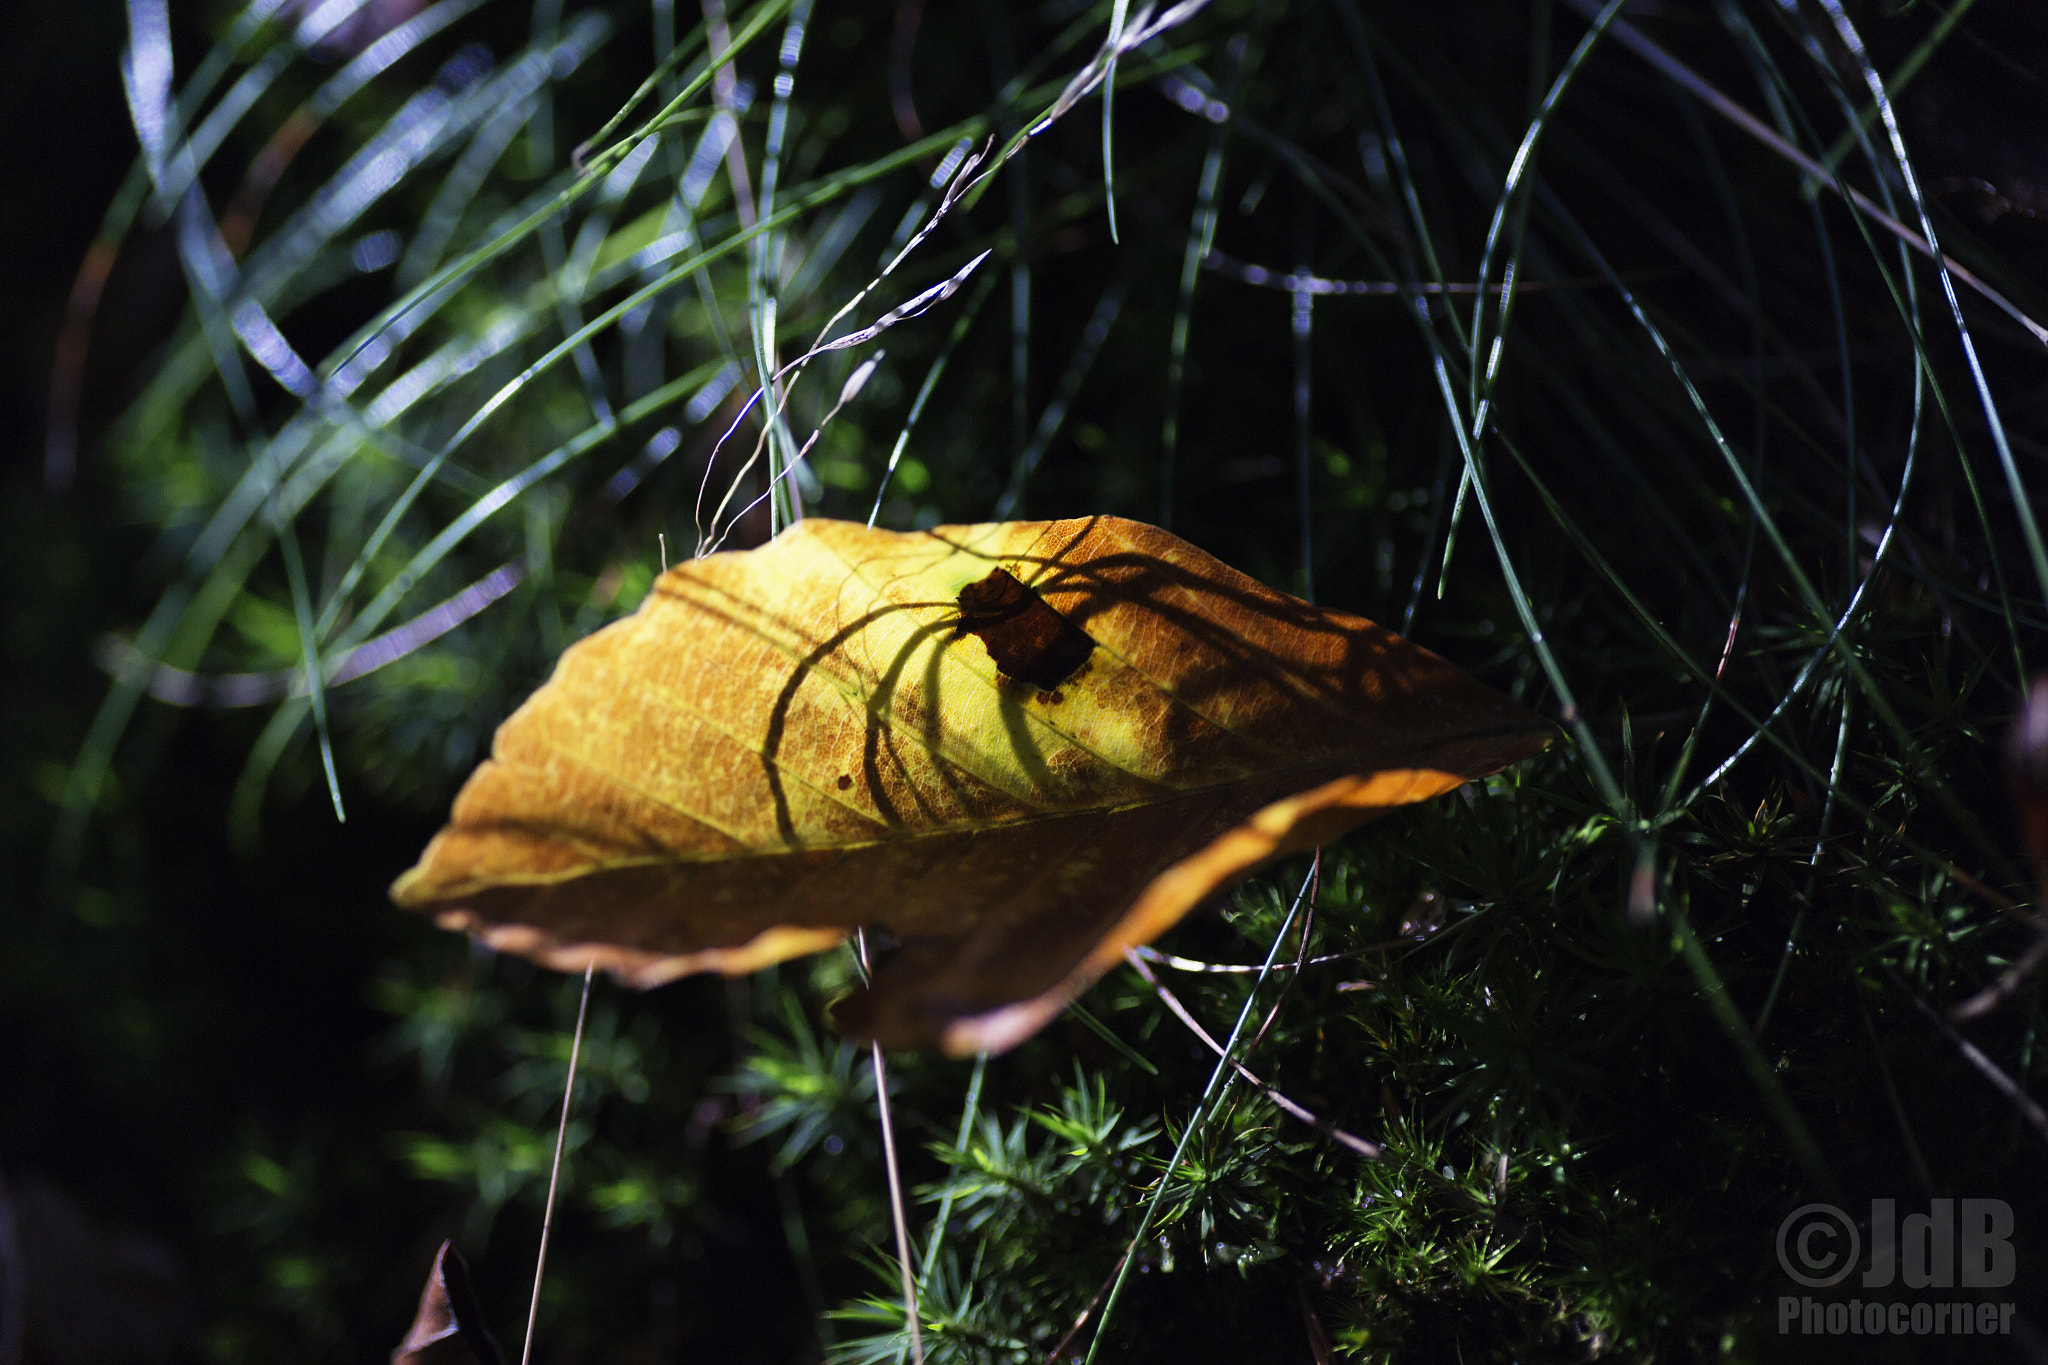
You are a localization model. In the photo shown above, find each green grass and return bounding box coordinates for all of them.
[23,0,2048,1359]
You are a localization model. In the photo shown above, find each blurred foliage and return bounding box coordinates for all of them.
[8,0,2048,1361]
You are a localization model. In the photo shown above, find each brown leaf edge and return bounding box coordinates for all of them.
[430,761,1542,1057]
[426,921,852,996]
[392,1241,506,1365]
[930,764,1496,1056]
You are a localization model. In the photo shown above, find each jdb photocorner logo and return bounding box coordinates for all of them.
[1776,1199,2017,1336]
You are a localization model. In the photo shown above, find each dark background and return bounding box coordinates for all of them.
[8,2,2048,1362]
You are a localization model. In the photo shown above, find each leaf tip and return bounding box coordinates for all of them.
[391,1241,504,1365]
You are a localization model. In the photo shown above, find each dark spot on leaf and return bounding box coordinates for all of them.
[837,774,854,790]
[955,569,1096,691]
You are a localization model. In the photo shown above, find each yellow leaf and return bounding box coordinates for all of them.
[392,516,1549,1054]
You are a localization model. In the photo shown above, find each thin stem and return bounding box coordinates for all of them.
[1102,0,1130,241]
[1126,944,1383,1160]
[1891,965,2048,1147]
[1081,864,1315,1364]
[857,930,924,1365]
[1554,0,2047,347]
[872,1040,924,1365]
[869,272,998,526]
[520,963,595,1365]
[916,1053,988,1294]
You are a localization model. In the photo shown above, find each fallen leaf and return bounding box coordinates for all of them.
[391,1241,504,1365]
[392,515,1548,1053]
